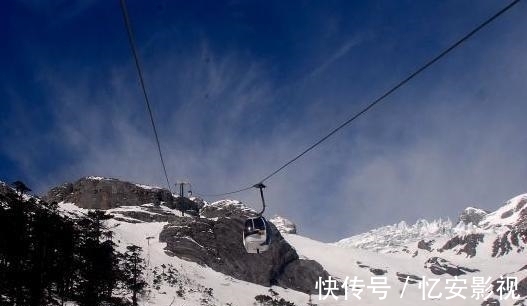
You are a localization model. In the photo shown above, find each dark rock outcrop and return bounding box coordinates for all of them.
[501,210,514,219]
[269,216,297,234]
[277,259,334,294]
[518,209,527,232]
[459,207,488,225]
[417,239,434,252]
[396,272,422,284]
[481,298,500,306]
[483,275,527,306]
[491,230,527,257]
[354,261,387,276]
[44,177,173,209]
[159,201,335,294]
[44,177,201,213]
[517,277,527,301]
[369,268,387,276]
[424,257,479,276]
[439,233,484,257]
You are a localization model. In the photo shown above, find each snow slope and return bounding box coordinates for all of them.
[53,189,527,306]
[285,233,526,306]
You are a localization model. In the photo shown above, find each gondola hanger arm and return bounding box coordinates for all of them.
[253,183,266,216]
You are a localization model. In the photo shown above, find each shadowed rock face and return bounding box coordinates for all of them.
[439,234,484,257]
[159,202,334,294]
[43,178,334,293]
[44,177,173,209]
[396,273,422,284]
[459,207,488,226]
[517,277,527,302]
[482,275,527,306]
[269,216,297,234]
[491,229,527,257]
[424,257,479,276]
[418,239,434,252]
[481,298,500,306]
[44,177,201,213]
[277,259,334,294]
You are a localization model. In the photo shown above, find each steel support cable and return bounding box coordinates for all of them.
[184,0,522,198]
[119,0,172,192]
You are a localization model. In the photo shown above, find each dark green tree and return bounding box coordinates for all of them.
[120,245,147,306]
[0,187,132,306]
[76,210,119,306]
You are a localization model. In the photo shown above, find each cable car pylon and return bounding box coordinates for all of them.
[175,180,192,198]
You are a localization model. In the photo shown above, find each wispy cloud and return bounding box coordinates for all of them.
[4,3,527,242]
[307,36,363,79]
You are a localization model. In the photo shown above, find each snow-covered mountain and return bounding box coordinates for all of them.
[336,194,527,257]
[270,215,297,234]
[3,177,526,305]
[335,218,456,252]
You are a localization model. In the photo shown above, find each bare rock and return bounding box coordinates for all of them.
[439,233,484,257]
[160,202,334,294]
[517,277,527,301]
[369,268,387,276]
[417,239,434,252]
[492,231,514,257]
[269,215,297,234]
[277,259,336,294]
[44,177,201,214]
[481,298,500,306]
[459,207,488,225]
[396,273,422,284]
[424,257,479,276]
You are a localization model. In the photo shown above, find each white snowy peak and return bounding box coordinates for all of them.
[335,193,527,255]
[269,215,297,234]
[480,193,527,229]
[458,206,488,225]
[335,218,454,251]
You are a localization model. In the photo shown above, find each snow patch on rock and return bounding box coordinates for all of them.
[270,215,297,234]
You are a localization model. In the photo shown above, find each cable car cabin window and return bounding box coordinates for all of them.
[244,219,255,236]
[253,217,265,230]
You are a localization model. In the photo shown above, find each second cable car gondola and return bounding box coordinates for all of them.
[243,183,271,254]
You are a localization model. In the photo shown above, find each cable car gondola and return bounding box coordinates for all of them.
[243,183,271,254]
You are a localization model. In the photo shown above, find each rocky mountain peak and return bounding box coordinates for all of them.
[479,194,527,230]
[269,215,297,234]
[200,199,259,219]
[161,198,332,293]
[44,176,202,215]
[458,206,488,226]
[336,218,454,251]
[39,177,335,295]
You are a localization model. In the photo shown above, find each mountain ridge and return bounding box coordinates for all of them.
[2,177,526,305]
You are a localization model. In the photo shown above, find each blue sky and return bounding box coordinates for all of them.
[1,0,526,241]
